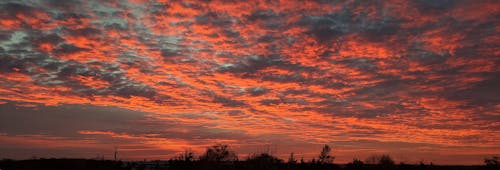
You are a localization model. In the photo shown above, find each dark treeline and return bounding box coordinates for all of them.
[1,144,498,170]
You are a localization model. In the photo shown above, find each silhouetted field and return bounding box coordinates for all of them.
[0,159,497,170]
[1,145,498,170]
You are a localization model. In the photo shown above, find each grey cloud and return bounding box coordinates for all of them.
[259,96,309,106]
[0,2,37,17]
[218,55,276,74]
[0,102,149,137]
[338,57,377,71]
[53,43,87,54]
[0,31,11,41]
[104,22,129,30]
[212,94,246,107]
[246,86,269,96]
[110,82,157,98]
[0,30,161,99]
[65,27,102,38]
[256,34,277,43]
[160,48,179,58]
[219,54,318,77]
[246,10,278,21]
[33,33,64,45]
[297,5,401,43]
[221,29,240,38]
[226,110,246,117]
[195,12,233,27]
[39,0,83,10]
[245,9,283,29]
[413,0,458,14]
[0,101,253,143]
[53,12,89,22]
[446,75,500,107]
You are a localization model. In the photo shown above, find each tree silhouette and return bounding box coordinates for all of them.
[346,158,364,170]
[365,154,394,166]
[365,155,378,165]
[0,143,493,170]
[288,152,297,164]
[318,144,334,164]
[247,153,283,163]
[246,153,283,170]
[199,144,238,162]
[175,149,194,162]
[484,156,499,167]
[379,154,395,166]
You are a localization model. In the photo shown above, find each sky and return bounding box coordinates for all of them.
[0,0,499,165]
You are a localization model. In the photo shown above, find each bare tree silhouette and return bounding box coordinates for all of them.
[288,152,297,164]
[379,155,395,166]
[199,144,238,162]
[318,144,334,164]
[365,155,378,165]
[175,149,194,162]
[349,158,364,166]
[365,154,394,166]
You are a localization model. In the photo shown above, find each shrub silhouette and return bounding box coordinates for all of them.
[484,156,498,167]
[247,153,283,163]
[199,144,238,162]
[246,152,283,169]
[346,158,364,169]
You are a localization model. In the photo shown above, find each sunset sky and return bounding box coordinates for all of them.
[0,0,499,165]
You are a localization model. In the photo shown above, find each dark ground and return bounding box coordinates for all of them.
[0,159,497,170]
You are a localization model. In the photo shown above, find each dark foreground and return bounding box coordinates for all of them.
[0,159,497,170]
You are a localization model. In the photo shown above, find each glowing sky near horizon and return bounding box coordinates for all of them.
[0,0,499,165]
